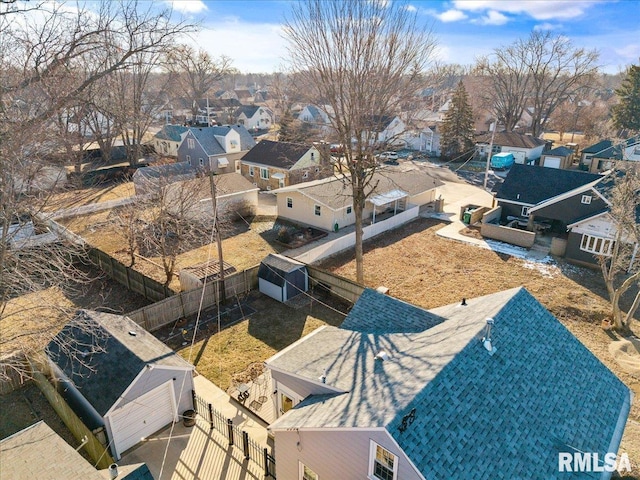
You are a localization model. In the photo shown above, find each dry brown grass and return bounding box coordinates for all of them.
[44,181,134,212]
[318,218,640,474]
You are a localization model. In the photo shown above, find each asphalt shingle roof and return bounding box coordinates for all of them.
[188,125,256,156]
[543,146,573,156]
[236,105,260,118]
[476,132,546,149]
[267,288,631,479]
[495,164,602,204]
[154,124,188,142]
[592,135,640,160]
[582,139,613,154]
[46,310,193,416]
[241,140,312,169]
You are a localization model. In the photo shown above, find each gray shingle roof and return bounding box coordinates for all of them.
[477,131,546,149]
[0,421,104,479]
[154,124,188,142]
[268,288,630,479]
[543,146,573,156]
[46,310,193,416]
[277,168,444,211]
[592,135,640,160]
[340,288,443,333]
[582,139,613,154]
[188,125,256,156]
[236,105,260,118]
[496,164,602,204]
[241,140,312,169]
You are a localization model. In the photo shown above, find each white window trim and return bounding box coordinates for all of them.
[187,138,195,149]
[186,155,191,166]
[249,166,254,177]
[580,234,613,256]
[260,168,269,180]
[368,440,398,480]
[521,206,530,217]
[299,461,319,480]
[346,205,352,215]
[198,158,204,167]
[287,197,293,208]
[314,205,321,216]
[581,194,592,205]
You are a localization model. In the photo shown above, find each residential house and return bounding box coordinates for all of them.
[402,125,440,154]
[579,139,613,171]
[266,287,630,480]
[239,139,331,191]
[298,104,333,130]
[476,131,547,164]
[585,135,640,173]
[538,145,575,169]
[177,124,256,174]
[151,124,189,157]
[235,105,274,131]
[46,310,195,460]
[363,115,407,147]
[273,167,443,231]
[0,421,152,480]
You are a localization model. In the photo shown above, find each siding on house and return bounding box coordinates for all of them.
[112,368,193,416]
[496,200,532,220]
[531,191,608,224]
[273,429,423,480]
[276,190,354,231]
[565,232,600,267]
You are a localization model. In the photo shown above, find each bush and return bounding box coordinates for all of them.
[277,226,292,244]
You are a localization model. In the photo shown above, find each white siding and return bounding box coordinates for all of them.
[276,191,338,231]
[274,429,423,480]
[259,278,283,302]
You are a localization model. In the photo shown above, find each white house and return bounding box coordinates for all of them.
[476,131,547,164]
[235,105,273,131]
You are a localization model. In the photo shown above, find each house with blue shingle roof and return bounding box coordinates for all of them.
[266,287,631,480]
[176,124,256,174]
[151,124,189,157]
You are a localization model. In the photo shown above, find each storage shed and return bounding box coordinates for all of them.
[46,310,195,460]
[258,254,309,302]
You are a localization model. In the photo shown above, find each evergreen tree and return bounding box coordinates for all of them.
[278,109,295,141]
[440,80,475,160]
[612,64,640,134]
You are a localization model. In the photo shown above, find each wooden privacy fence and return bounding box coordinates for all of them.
[306,265,365,304]
[32,370,114,469]
[127,266,260,332]
[87,247,174,302]
[192,390,276,478]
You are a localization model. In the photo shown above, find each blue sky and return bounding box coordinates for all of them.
[168,0,640,74]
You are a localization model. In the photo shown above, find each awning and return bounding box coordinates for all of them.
[217,157,229,167]
[271,172,286,180]
[368,189,408,206]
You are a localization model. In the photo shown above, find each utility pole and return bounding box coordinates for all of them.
[208,171,226,304]
[483,120,498,190]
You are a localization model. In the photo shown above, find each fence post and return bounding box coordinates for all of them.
[227,418,234,446]
[242,431,249,460]
[208,403,214,430]
[191,390,197,413]
[263,448,269,477]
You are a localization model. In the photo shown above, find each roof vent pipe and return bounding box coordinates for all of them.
[461,298,467,306]
[482,318,497,356]
[109,463,119,479]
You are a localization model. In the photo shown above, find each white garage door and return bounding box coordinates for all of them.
[544,156,561,169]
[109,381,176,458]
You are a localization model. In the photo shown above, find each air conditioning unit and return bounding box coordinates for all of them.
[266,185,271,191]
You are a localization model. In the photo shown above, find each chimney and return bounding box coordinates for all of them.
[316,141,331,167]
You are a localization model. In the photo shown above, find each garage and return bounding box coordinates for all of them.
[47,310,195,460]
[542,156,561,169]
[107,381,177,458]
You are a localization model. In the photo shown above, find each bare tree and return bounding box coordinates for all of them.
[283,0,436,283]
[599,165,640,330]
[167,45,233,119]
[477,31,599,137]
[0,0,197,380]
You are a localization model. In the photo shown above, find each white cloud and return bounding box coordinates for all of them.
[453,0,601,21]
[475,10,508,26]
[405,4,418,12]
[614,44,640,61]
[533,22,560,31]
[164,1,208,14]
[192,20,286,73]
[437,9,468,22]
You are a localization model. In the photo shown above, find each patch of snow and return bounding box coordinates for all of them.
[522,258,560,278]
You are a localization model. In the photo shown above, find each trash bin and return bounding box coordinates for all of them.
[183,409,196,427]
[462,211,472,224]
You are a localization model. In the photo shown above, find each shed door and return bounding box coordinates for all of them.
[108,381,176,459]
[544,156,561,169]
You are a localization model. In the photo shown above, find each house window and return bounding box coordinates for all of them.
[311,152,315,160]
[187,138,195,149]
[315,205,321,216]
[346,206,352,215]
[260,168,269,180]
[249,166,254,177]
[299,462,318,480]
[287,197,293,208]
[369,442,397,480]
[199,158,204,167]
[279,178,285,188]
[302,171,309,179]
[581,195,592,204]
[521,206,530,217]
[580,234,613,256]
